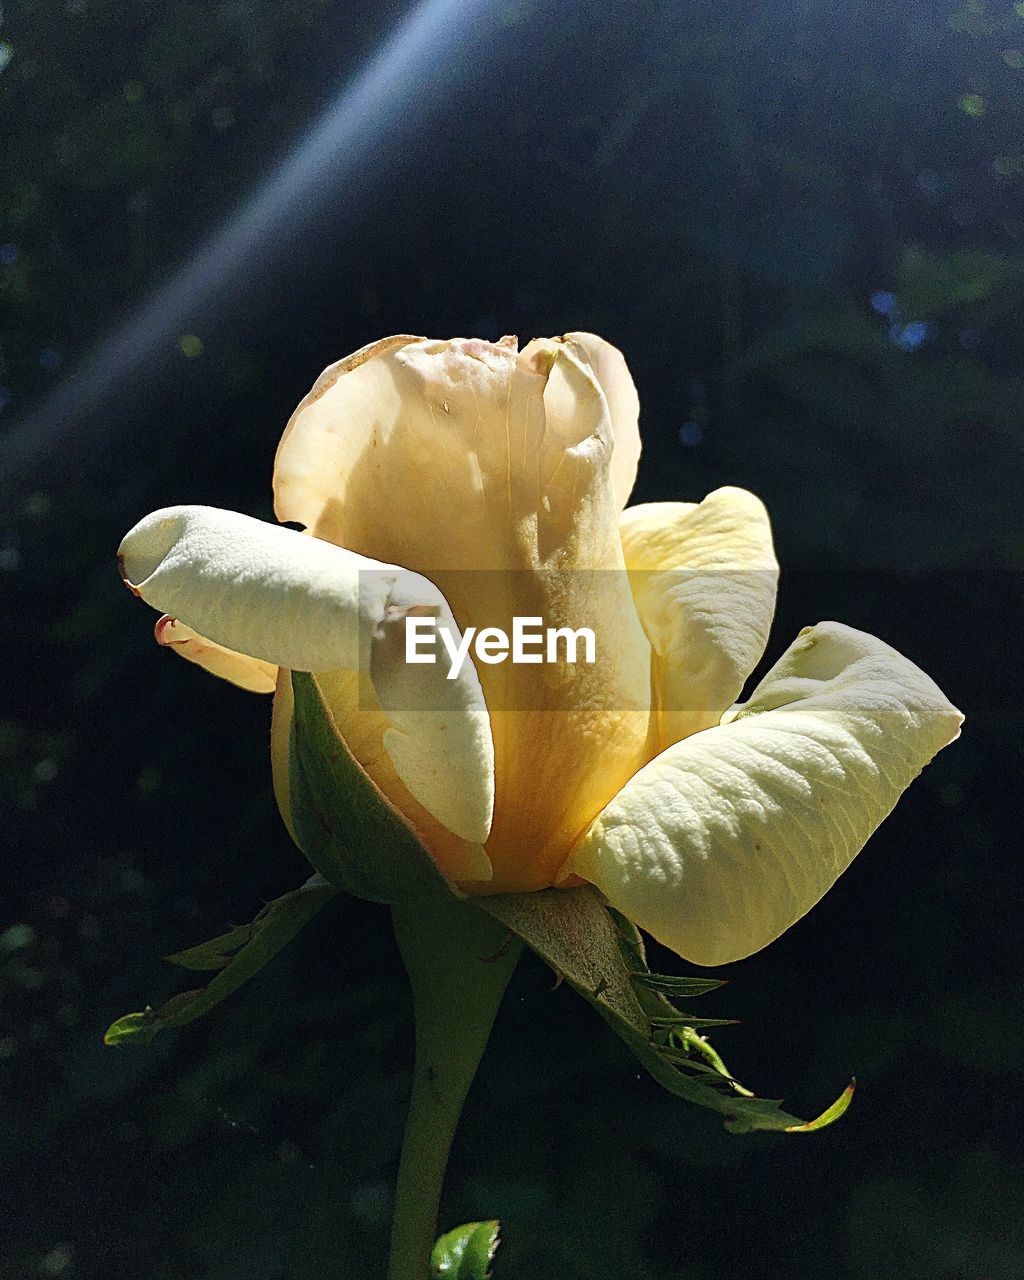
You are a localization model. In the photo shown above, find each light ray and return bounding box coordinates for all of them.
[3,0,492,484]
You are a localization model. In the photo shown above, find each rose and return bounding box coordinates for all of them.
[118,332,962,966]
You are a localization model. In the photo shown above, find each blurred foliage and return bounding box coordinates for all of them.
[1,1,1022,1278]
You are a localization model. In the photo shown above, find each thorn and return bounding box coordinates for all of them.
[479,929,515,963]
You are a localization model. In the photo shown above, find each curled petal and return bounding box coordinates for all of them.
[620,488,778,746]
[121,504,387,671]
[274,337,653,883]
[154,616,277,693]
[119,505,494,844]
[567,622,963,966]
[563,332,641,510]
[272,666,492,885]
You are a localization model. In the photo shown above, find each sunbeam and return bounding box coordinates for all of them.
[2,0,493,485]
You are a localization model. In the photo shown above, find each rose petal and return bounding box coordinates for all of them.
[620,488,778,746]
[274,338,654,886]
[563,332,641,509]
[119,505,494,844]
[154,615,277,693]
[568,622,963,966]
[271,666,493,884]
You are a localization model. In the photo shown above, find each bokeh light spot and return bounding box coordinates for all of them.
[1,923,36,952]
[959,93,985,118]
[679,421,703,447]
[870,289,897,315]
[34,758,59,783]
[892,320,929,352]
[24,491,51,517]
[40,1244,74,1276]
[136,767,162,795]
[178,333,204,358]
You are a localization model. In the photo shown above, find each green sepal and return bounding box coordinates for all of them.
[779,1079,857,1133]
[479,887,853,1134]
[648,1013,740,1031]
[164,923,256,971]
[632,973,728,998]
[104,874,337,1047]
[431,1221,501,1279]
[288,671,454,903]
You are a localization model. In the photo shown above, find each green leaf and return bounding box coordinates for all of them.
[431,1221,500,1278]
[288,671,453,903]
[648,1013,740,1030]
[103,1012,154,1045]
[779,1080,856,1133]
[164,922,256,971]
[632,973,728,997]
[104,874,337,1046]
[479,887,852,1134]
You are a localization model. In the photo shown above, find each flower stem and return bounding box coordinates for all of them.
[387,896,521,1280]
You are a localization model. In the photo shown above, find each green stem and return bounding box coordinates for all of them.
[387,895,521,1280]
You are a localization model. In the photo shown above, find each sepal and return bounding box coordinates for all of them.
[479,887,853,1134]
[288,671,455,903]
[104,874,337,1046]
[164,922,259,971]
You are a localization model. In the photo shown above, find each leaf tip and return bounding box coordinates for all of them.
[431,1219,501,1277]
[784,1079,856,1133]
[103,1009,157,1047]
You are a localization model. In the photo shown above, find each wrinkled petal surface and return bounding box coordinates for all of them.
[119,505,494,845]
[568,621,963,966]
[620,488,778,747]
[274,336,653,889]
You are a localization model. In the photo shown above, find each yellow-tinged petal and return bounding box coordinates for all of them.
[620,488,779,746]
[270,665,297,842]
[274,337,653,889]
[567,622,963,966]
[561,332,641,510]
[119,505,494,845]
[270,666,492,884]
[154,616,277,693]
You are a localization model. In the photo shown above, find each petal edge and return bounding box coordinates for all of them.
[568,621,962,966]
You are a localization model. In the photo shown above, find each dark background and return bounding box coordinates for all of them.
[1,1,1022,1276]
